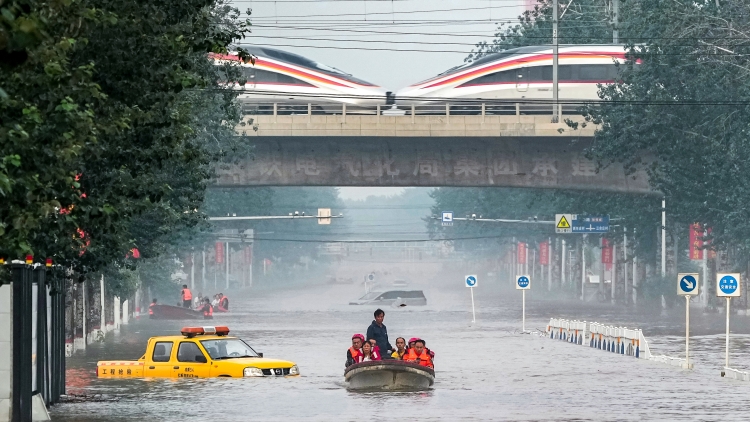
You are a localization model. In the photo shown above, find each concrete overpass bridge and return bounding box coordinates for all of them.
[216,105,651,194]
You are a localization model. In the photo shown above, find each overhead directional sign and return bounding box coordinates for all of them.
[555,214,572,234]
[677,273,700,296]
[717,273,741,297]
[516,275,530,290]
[556,214,610,234]
[442,211,454,227]
[465,275,477,288]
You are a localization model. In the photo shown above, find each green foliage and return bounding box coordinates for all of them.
[578,0,750,250]
[467,0,618,61]
[0,0,253,290]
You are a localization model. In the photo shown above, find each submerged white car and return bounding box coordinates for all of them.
[349,290,427,307]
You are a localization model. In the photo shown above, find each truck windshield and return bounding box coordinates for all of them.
[200,339,260,360]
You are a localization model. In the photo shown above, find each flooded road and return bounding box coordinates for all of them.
[52,282,750,421]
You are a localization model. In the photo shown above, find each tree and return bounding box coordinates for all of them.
[1,0,253,286]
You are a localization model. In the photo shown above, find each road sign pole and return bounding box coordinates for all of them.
[661,198,666,278]
[522,289,526,332]
[470,287,476,323]
[725,296,731,369]
[685,295,690,368]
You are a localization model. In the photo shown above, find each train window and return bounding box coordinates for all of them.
[578,64,618,80]
[243,68,314,86]
[459,69,517,86]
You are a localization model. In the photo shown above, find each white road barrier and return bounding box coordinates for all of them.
[546,318,688,368]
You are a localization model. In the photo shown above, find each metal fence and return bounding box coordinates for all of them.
[2,263,67,421]
[241,102,587,117]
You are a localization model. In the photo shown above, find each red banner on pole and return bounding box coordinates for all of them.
[601,238,613,264]
[539,241,549,265]
[689,223,703,260]
[517,242,527,264]
[215,242,224,264]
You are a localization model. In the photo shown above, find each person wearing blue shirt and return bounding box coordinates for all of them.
[366,309,393,357]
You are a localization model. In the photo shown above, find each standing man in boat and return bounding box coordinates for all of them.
[181,284,193,308]
[148,299,157,319]
[366,309,393,358]
[346,334,364,367]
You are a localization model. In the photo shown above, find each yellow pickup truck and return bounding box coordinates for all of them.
[97,326,299,378]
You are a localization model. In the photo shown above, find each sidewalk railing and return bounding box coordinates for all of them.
[546,318,689,368]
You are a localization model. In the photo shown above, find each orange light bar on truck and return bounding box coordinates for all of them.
[180,326,231,337]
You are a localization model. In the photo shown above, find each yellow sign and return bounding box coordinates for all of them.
[555,214,573,234]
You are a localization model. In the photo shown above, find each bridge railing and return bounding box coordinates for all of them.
[241,102,588,117]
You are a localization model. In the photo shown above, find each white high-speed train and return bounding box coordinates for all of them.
[212,46,387,113]
[396,45,631,111]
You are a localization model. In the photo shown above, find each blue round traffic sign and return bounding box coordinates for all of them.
[679,275,697,293]
[517,276,530,288]
[719,275,738,295]
[466,276,477,287]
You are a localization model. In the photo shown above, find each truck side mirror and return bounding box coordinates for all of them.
[195,355,207,363]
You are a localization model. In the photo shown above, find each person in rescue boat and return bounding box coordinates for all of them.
[359,341,381,362]
[366,309,393,357]
[407,337,435,361]
[404,339,433,369]
[181,285,193,308]
[391,337,407,360]
[148,299,157,318]
[346,334,364,367]
[198,297,213,319]
[217,293,229,311]
[367,338,383,359]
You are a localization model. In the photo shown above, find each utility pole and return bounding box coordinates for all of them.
[552,0,560,123]
[661,198,666,278]
[612,0,619,44]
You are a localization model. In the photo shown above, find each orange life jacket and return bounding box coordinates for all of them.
[348,347,361,360]
[202,303,213,318]
[182,288,192,301]
[405,348,434,369]
[219,296,229,310]
[148,303,155,315]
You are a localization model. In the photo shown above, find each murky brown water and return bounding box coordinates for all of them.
[51,282,750,421]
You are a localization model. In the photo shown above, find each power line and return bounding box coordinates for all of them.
[232,234,506,242]
[247,5,539,19]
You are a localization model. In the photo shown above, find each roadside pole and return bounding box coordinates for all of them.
[661,198,666,278]
[717,273,741,376]
[516,275,531,332]
[677,273,699,369]
[465,275,478,323]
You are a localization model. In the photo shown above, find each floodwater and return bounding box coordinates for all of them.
[51,281,750,421]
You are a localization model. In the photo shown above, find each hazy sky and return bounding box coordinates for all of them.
[232,0,527,91]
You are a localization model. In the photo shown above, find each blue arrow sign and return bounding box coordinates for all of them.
[719,275,738,295]
[465,275,477,288]
[680,275,697,293]
[517,276,530,289]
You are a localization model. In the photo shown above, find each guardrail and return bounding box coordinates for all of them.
[241,102,586,117]
[547,318,690,368]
